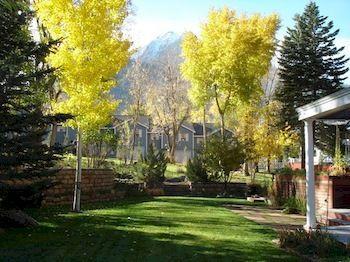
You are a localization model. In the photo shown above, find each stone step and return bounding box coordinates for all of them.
[335,212,350,222]
[325,225,350,245]
[329,210,350,222]
[328,218,350,226]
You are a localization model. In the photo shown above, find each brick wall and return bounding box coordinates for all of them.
[275,175,350,221]
[42,169,124,206]
[190,182,247,197]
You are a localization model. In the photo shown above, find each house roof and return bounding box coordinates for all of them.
[192,123,234,136]
[181,122,195,133]
[297,88,350,121]
[192,123,216,136]
[114,115,150,128]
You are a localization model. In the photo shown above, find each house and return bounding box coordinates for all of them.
[114,115,150,161]
[54,115,234,163]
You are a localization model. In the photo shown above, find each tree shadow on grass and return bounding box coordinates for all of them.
[0,197,298,262]
[0,221,297,262]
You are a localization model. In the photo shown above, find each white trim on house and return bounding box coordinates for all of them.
[114,118,150,130]
[180,124,196,133]
[297,88,350,230]
[297,88,350,121]
[208,128,235,136]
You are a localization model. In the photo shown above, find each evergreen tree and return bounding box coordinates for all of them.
[0,0,65,208]
[276,2,349,166]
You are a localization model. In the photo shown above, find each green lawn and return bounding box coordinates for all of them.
[0,197,297,261]
[165,163,187,179]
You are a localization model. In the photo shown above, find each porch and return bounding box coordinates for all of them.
[296,88,350,243]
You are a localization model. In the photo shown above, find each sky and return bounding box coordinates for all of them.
[127,0,350,83]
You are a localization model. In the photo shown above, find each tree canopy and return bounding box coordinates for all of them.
[35,0,131,133]
[182,7,279,137]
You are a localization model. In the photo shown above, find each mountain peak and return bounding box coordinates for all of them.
[155,31,180,42]
[136,31,182,63]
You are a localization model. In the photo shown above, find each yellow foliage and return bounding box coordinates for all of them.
[35,0,131,132]
[234,100,298,161]
[254,101,298,160]
[182,7,280,109]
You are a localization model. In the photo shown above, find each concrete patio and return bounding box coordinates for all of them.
[225,204,305,230]
[227,204,350,246]
[325,225,350,245]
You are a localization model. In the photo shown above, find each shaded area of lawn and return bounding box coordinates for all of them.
[0,197,297,261]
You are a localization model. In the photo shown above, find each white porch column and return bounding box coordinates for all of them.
[304,119,316,229]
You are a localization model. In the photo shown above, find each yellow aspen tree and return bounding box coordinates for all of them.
[253,101,298,172]
[182,7,279,139]
[35,0,131,211]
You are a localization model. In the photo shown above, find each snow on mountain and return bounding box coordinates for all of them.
[136,31,182,63]
[111,31,183,112]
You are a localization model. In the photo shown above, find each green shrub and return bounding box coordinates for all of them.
[282,197,306,215]
[279,228,349,258]
[136,145,168,188]
[112,163,137,180]
[186,156,209,182]
[247,183,268,196]
[202,136,245,184]
[275,167,305,176]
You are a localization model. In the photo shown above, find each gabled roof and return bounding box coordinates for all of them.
[181,122,195,133]
[192,123,216,136]
[297,88,350,121]
[114,115,150,129]
[192,123,234,136]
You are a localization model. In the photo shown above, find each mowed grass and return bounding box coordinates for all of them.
[165,163,187,179]
[0,197,297,262]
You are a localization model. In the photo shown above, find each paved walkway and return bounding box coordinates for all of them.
[225,204,305,230]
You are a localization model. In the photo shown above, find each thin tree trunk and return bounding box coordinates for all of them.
[301,142,305,169]
[49,123,58,147]
[267,157,271,173]
[203,106,207,147]
[254,161,259,173]
[170,132,177,163]
[244,162,249,176]
[219,112,225,141]
[301,127,305,169]
[335,125,340,152]
[129,119,137,164]
[73,129,82,212]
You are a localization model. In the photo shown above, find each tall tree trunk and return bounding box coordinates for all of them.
[129,120,137,164]
[73,129,82,212]
[219,112,225,141]
[254,161,259,173]
[335,125,340,152]
[301,128,305,169]
[203,106,207,147]
[301,141,305,169]
[244,162,249,176]
[267,157,271,173]
[49,123,57,147]
[170,133,177,163]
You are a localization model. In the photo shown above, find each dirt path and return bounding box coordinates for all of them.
[225,204,305,230]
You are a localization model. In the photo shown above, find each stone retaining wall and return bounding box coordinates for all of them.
[190,182,247,197]
[42,169,124,206]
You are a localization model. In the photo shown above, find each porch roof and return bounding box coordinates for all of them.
[297,88,350,121]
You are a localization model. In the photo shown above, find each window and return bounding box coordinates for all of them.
[178,133,189,142]
[196,137,203,144]
[135,129,142,139]
[151,133,160,140]
[57,125,66,132]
